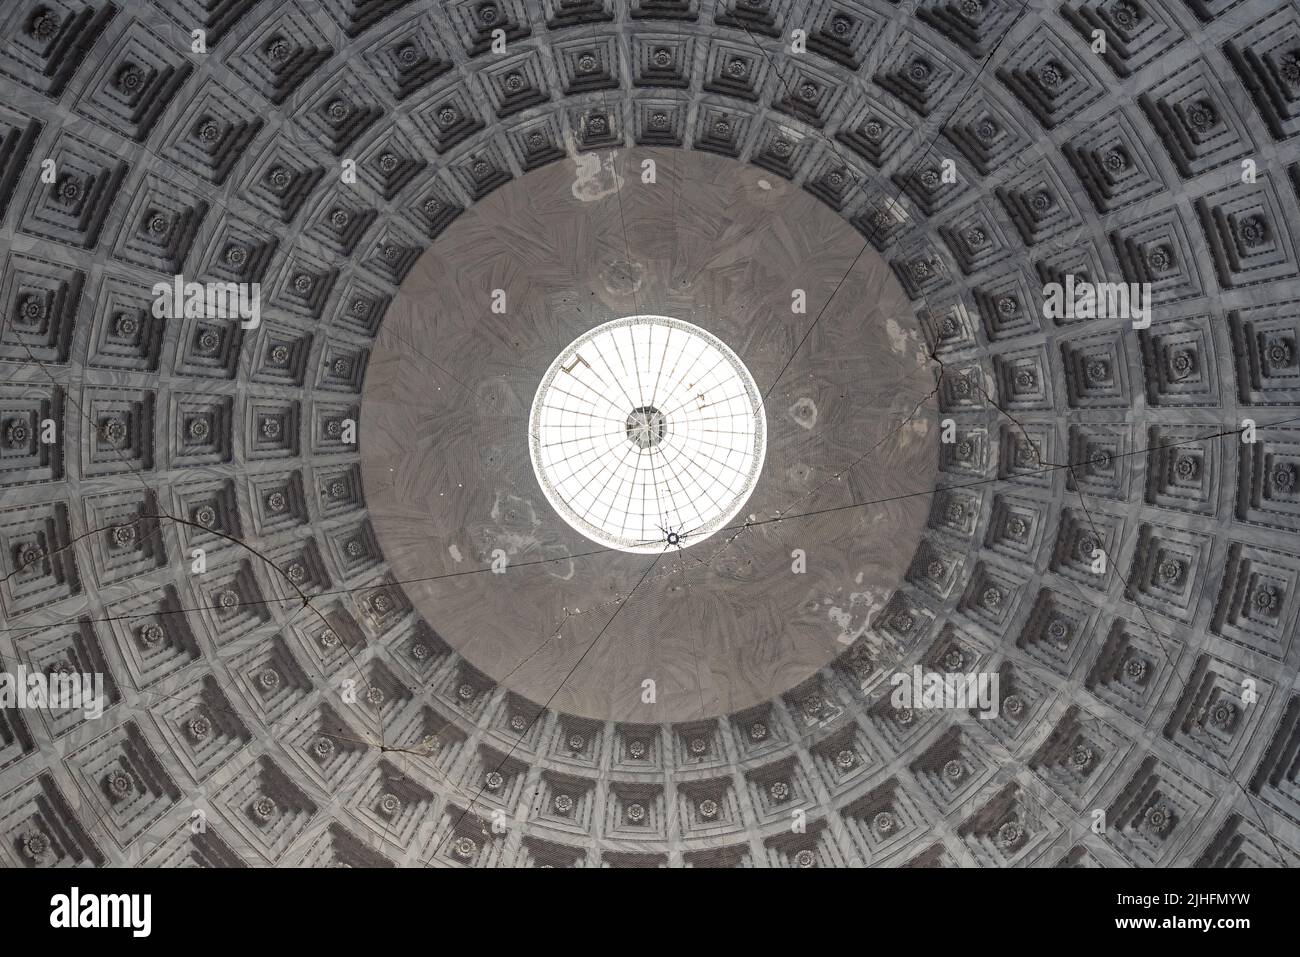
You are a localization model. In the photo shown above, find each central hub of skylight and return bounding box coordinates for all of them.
[529,315,766,554]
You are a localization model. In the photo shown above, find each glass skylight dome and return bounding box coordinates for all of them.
[529,315,767,553]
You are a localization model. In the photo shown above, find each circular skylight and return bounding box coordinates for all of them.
[529,315,767,553]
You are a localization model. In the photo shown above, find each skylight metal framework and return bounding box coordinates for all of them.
[529,315,766,553]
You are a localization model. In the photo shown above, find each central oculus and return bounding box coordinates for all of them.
[529,315,767,553]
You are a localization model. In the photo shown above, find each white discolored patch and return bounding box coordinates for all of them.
[448,543,463,563]
[601,259,644,297]
[480,491,542,555]
[480,492,582,581]
[550,557,576,581]
[886,315,931,365]
[894,414,931,450]
[789,396,817,429]
[571,147,624,202]
[885,317,911,354]
[827,589,884,645]
[786,461,814,484]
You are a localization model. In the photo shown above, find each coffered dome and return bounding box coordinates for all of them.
[0,0,1298,870]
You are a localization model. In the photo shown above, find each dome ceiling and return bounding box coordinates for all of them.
[0,0,1297,869]
[362,151,934,722]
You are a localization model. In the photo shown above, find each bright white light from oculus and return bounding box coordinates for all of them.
[529,315,766,553]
